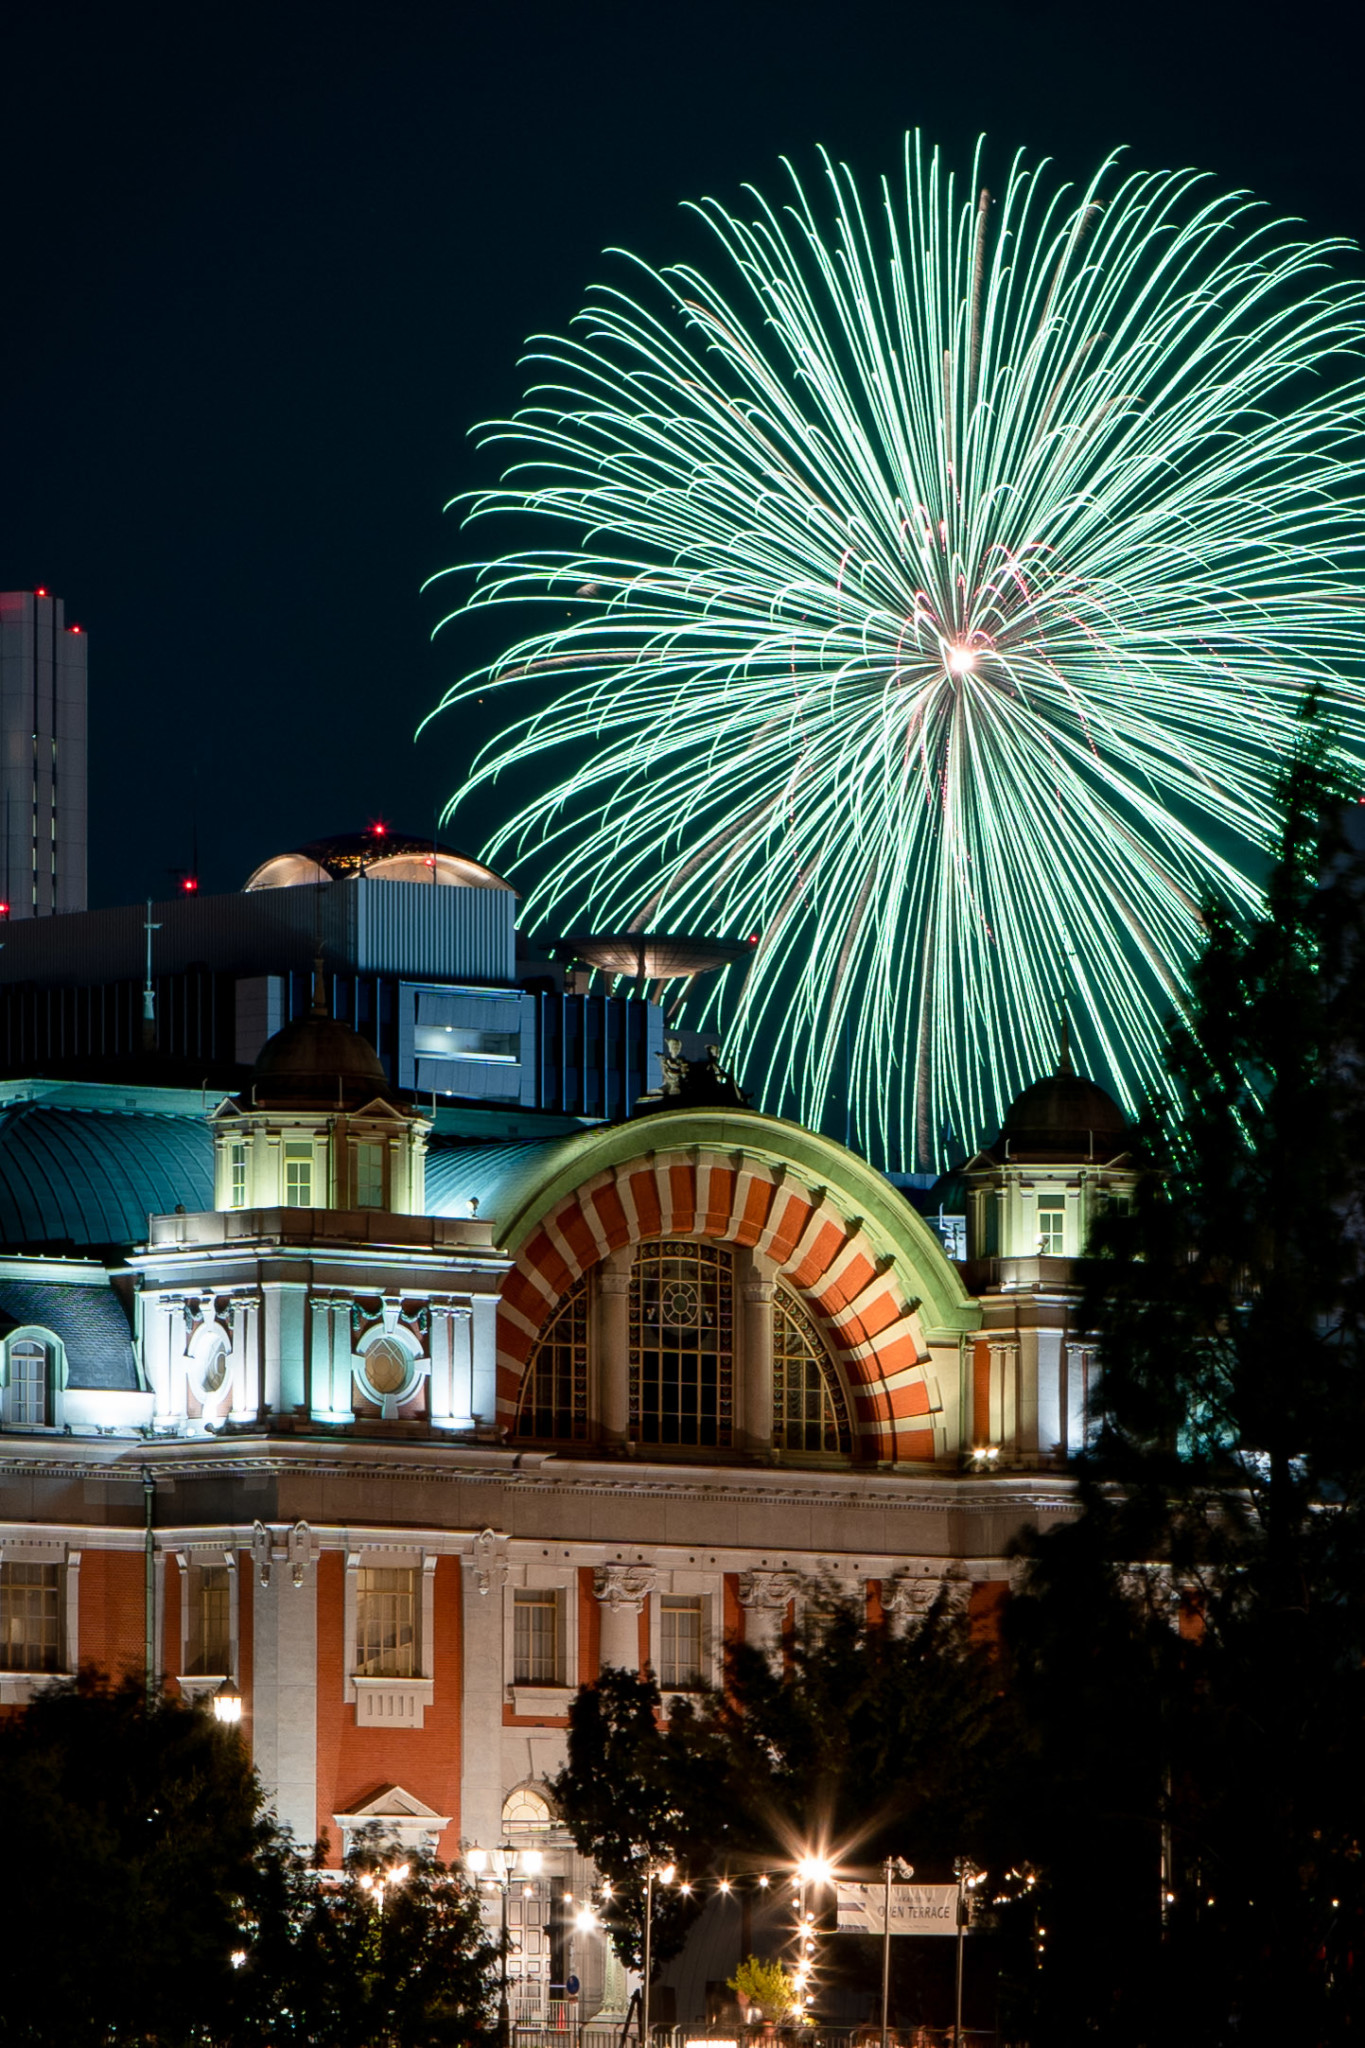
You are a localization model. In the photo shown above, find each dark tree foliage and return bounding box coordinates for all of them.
[1008,712,1365,2046]
[0,1669,268,2047]
[554,1594,1022,1977]
[229,1824,499,2048]
[0,1676,497,2047]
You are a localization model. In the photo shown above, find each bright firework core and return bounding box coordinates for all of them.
[429,134,1365,1169]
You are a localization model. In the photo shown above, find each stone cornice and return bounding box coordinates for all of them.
[0,1435,1077,1516]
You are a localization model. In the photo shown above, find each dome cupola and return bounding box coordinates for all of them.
[994,1021,1130,1163]
[211,963,428,1215]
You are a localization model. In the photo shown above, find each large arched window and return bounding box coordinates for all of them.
[630,1241,733,1447]
[772,1291,851,1454]
[515,1277,589,1440]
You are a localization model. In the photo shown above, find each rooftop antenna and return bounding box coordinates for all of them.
[142,898,161,1052]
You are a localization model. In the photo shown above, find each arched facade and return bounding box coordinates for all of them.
[492,1109,979,1464]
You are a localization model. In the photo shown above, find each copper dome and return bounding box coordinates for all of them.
[250,1009,400,1110]
[989,1025,1132,1162]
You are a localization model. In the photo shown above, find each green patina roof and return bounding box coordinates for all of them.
[0,1102,214,1251]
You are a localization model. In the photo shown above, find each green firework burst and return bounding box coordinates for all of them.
[426,137,1365,1168]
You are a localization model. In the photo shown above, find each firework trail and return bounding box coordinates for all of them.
[426,137,1365,1167]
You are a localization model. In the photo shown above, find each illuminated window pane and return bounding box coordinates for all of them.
[284,1142,313,1207]
[514,1590,560,1682]
[1038,1204,1066,1255]
[355,1565,417,1677]
[0,1562,60,1672]
[230,1143,247,1208]
[660,1595,705,1689]
[772,1293,851,1454]
[629,1241,733,1448]
[515,1277,589,1441]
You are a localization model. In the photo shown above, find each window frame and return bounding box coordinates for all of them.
[283,1140,315,1208]
[1036,1198,1067,1256]
[503,1566,577,1710]
[771,1288,853,1456]
[629,1239,735,1449]
[176,1548,239,1696]
[354,1140,386,1210]
[0,1546,77,1691]
[1,1329,63,1432]
[343,1548,437,1728]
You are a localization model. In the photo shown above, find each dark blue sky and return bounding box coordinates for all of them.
[5,0,1363,909]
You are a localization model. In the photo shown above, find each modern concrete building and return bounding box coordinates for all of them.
[0,589,87,919]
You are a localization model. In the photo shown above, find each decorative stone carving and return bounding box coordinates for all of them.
[593,1563,656,1612]
[737,1567,805,1611]
[471,1527,508,1598]
[287,1520,312,1588]
[251,1520,272,1588]
[883,1564,971,1623]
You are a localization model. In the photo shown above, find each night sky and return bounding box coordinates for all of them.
[5,0,1363,911]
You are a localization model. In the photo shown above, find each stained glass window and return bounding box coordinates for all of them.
[516,1276,589,1440]
[629,1240,733,1447]
[772,1291,851,1454]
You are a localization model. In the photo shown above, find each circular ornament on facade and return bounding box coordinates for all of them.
[201,1350,228,1395]
[363,1338,410,1398]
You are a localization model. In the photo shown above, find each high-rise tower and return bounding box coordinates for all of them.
[0,589,87,917]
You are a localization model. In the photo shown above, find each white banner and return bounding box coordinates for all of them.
[835,1882,960,1937]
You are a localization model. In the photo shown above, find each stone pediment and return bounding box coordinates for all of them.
[333,1782,451,1852]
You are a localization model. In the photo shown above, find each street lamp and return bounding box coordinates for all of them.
[468,1842,545,2048]
[358,1859,410,1918]
[640,1860,675,2048]
[952,1859,982,2048]
[793,1852,835,2020]
[211,1677,243,1724]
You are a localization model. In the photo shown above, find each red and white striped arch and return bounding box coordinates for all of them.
[497,1144,947,1463]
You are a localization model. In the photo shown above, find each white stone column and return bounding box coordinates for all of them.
[250,1528,318,1844]
[593,1563,654,1673]
[738,1255,774,1455]
[469,1296,498,1431]
[597,1253,632,1449]
[460,1530,508,1850]
[737,1568,804,1662]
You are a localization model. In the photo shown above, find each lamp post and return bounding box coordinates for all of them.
[211,1677,243,1725]
[878,1857,913,2048]
[793,1855,834,2022]
[469,1842,545,2048]
[639,1860,675,2048]
[952,1859,979,2048]
[358,1858,410,1918]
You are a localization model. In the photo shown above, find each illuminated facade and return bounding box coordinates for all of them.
[0,1005,1125,2020]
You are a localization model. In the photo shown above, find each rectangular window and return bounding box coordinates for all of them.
[660,1595,705,1690]
[187,1564,232,1676]
[413,1024,519,1064]
[354,1142,384,1209]
[513,1589,560,1684]
[0,1562,61,1672]
[1038,1203,1066,1256]
[354,1565,417,1677]
[284,1142,314,1207]
[230,1143,247,1208]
